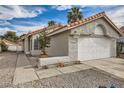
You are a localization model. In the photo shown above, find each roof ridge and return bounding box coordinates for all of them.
[26,24,63,37]
[67,12,105,29]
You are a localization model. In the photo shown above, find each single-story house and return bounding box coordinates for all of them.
[118,27,124,53]
[2,39,23,52]
[21,12,123,62]
[117,37,124,53]
[0,38,1,52]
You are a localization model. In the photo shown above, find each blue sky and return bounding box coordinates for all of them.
[0,5,124,36]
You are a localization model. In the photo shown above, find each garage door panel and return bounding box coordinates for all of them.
[78,37,112,61]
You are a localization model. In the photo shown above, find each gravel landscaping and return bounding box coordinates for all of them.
[13,69,124,88]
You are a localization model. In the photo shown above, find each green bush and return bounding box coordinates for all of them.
[117,42,123,57]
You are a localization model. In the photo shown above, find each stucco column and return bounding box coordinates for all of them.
[69,35,80,61]
[32,38,34,51]
[24,38,29,54]
[111,38,117,57]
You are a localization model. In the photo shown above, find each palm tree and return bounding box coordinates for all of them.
[48,20,56,26]
[67,7,83,23]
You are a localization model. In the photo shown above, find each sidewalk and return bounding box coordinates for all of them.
[13,54,38,85]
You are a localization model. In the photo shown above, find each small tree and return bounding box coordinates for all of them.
[48,20,56,26]
[117,42,123,57]
[3,31,18,41]
[39,31,50,55]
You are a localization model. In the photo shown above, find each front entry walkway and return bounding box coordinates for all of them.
[13,54,38,85]
[82,58,124,81]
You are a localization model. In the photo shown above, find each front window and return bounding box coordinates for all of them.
[34,37,39,50]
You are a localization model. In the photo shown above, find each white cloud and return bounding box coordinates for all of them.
[106,6,124,27]
[13,25,45,35]
[52,5,73,11]
[0,5,46,20]
[52,5,87,11]
[0,24,45,36]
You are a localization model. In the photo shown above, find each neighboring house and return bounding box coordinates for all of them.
[117,37,124,53]
[0,38,1,52]
[2,39,23,52]
[21,12,122,61]
[118,27,124,53]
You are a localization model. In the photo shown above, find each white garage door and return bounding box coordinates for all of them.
[78,37,114,61]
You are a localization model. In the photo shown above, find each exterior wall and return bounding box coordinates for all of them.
[8,45,17,51]
[47,31,70,57]
[68,36,78,61]
[71,18,120,38]
[39,56,70,66]
[30,34,41,56]
[7,45,23,52]
[27,30,70,56]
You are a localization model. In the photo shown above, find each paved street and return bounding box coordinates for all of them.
[1,52,124,87]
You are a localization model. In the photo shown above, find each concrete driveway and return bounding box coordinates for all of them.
[82,58,124,80]
[0,52,17,86]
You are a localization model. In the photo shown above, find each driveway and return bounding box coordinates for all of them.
[0,52,17,87]
[82,58,124,81]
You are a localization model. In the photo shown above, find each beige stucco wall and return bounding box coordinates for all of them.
[28,31,70,56]
[71,18,120,38]
[47,31,70,57]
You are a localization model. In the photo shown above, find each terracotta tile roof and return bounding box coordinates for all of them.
[18,24,63,41]
[47,25,67,35]
[26,24,63,37]
[49,12,123,36]
[2,39,17,46]
[20,12,123,39]
[26,12,107,37]
[67,12,105,29]
[120,26,124,33]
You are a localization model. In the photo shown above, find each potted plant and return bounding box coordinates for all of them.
[39,31,50,58]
